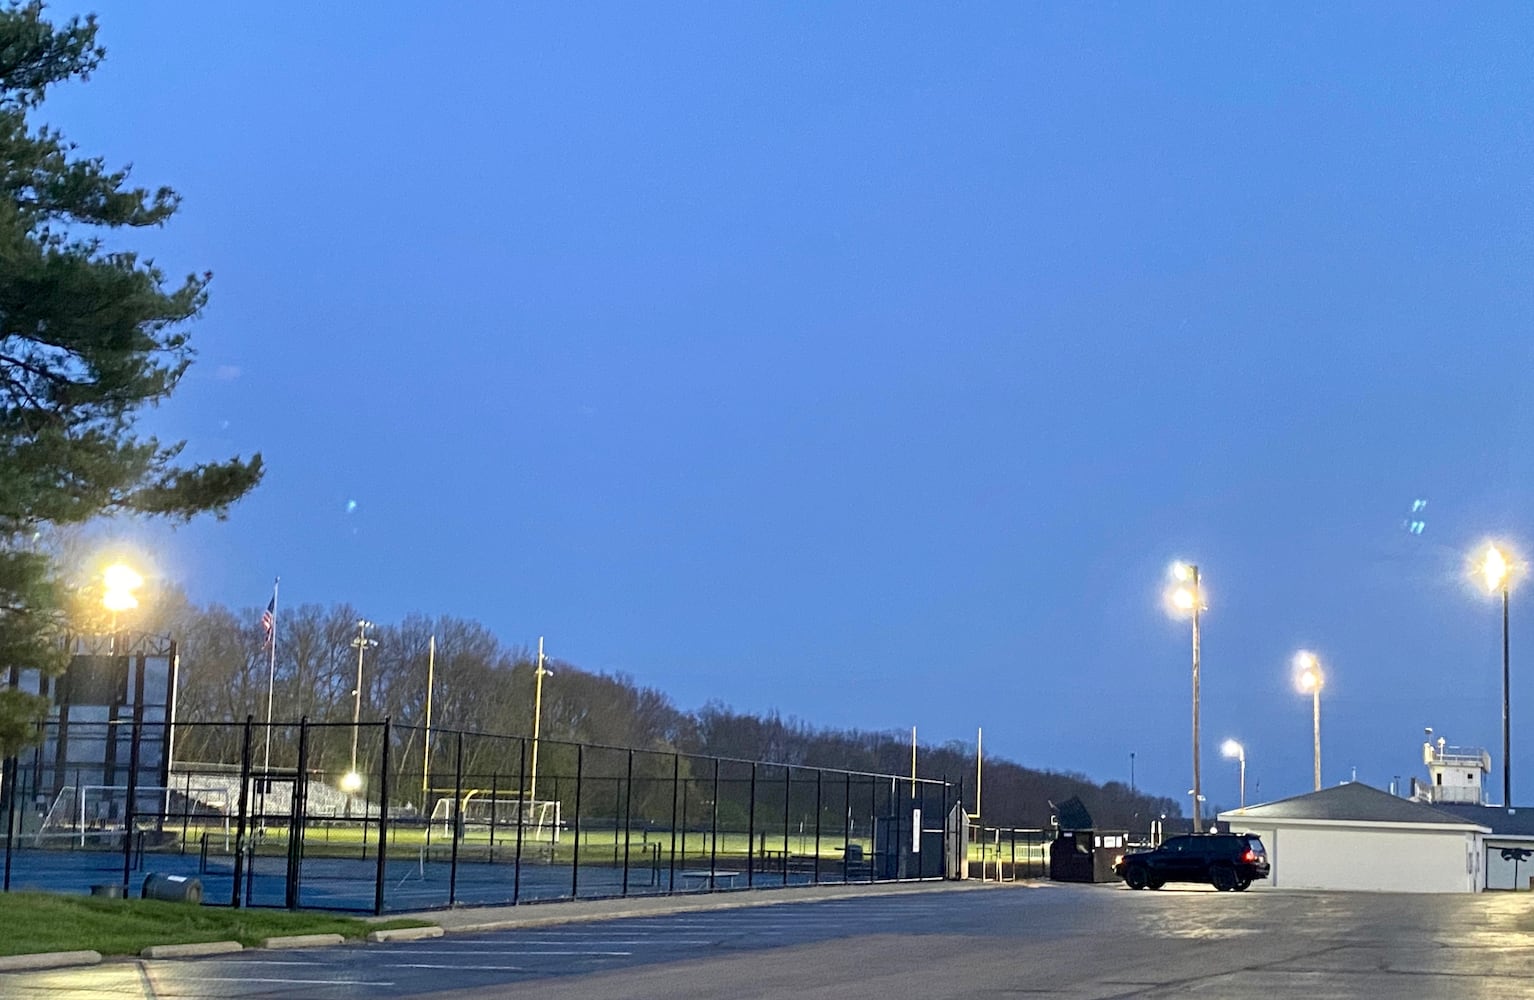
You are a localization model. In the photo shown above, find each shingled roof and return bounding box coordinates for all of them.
[1433,803,1534,838]
[1220,781,1489,828]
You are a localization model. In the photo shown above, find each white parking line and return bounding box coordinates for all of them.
[420,938,719,946]
[384,949,634,957]
[193,977,396,987]
[389,963,527,971]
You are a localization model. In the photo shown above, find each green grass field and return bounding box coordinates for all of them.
[0,892,431,958]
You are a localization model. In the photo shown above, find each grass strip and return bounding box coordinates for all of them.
[0,892,431,957]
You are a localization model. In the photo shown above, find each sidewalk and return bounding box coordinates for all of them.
[375,879,1010,934]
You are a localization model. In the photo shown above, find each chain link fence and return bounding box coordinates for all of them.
[0,716,958,913]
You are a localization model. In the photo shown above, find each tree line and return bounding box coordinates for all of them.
[149,594,1181,831]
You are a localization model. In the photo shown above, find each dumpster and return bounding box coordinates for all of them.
[1048,829,1127,883]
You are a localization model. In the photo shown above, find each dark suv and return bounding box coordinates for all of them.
[1115,833,1269,891]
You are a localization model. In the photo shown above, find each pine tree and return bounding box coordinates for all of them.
[0,3,262,752]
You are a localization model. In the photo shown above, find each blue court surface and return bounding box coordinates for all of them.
[1,845,830,912]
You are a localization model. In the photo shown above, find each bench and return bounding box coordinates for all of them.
[679,869,739,889]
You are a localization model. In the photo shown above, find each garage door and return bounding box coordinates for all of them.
[1274,826,1473,892]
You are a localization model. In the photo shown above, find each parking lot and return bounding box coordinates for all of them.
[4,882,1534,998]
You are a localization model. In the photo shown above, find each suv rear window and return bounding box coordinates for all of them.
[1241,835,1266,855]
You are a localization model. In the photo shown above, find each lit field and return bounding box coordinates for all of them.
[140,821,878,867]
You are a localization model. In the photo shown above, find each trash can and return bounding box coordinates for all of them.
[141,873,203,904]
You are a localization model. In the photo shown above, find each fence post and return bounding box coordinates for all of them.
[782,767,791,886]
[449,731,463,906]
[513,738,526,905]
[843,772,851,882]
[286,717,309,909]
[3,755,17,892]
[868,776,877,883]
[571,744,583,899]
[813,769,822,885]
[230,715,254,907]
[668,753,679,893]
[709,758,720,891]
[746,762,757,888]
[621,749,634,897]
[373,717,391,915]
[120,712,143,896]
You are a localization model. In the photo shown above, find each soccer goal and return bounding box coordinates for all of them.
[429,794,562,844]
[36,784,231,848]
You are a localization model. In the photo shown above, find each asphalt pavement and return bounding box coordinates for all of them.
[5,880,1534,998]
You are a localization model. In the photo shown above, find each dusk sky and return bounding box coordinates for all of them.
[46,3,1534,812]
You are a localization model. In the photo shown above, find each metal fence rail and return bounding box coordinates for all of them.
[0,716,956,913]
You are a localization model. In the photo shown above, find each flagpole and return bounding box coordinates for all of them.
[263,577,279,777]
[422,635,435,807]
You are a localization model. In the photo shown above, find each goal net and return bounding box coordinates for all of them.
[429,795,562,843]
[36,784,231,848]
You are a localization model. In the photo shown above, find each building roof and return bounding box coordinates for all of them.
[1218,781,1486,828]
[1433,803,1534,838]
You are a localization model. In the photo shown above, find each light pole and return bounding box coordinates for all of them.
[347,619,377,790]
[102,563,143,637]
[1221,739,1246,811]
[1168,562,1205,832]
[1479,544,1516,806]
[1295,652,1324,791]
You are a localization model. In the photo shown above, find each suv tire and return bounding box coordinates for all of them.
[1124,864,1149,890]
[1210,864,1237,892]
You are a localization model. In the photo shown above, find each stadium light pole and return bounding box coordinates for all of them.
[346,619,377,791]
[1221,739,1246,811]
[1167,562,1205,832]
[102,562,143,639]
[1478,543,1516,806]
[1295,652,1324,791]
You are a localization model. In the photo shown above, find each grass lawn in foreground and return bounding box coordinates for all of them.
[0,892,432,957]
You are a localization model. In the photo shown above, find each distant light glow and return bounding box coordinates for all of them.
[1221,739,1243,760]
[1483,544,1509,592]
[102,562,143,613]
[1172,562,1192,583]
[1294,651,1323,693]
[339,771,363,793]
[1173,588,1195,611]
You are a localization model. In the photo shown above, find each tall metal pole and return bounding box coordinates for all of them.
[530,636,547,803]
[422,635,435,806]
[1191,565,1203,833]
[1238,751,1246,811]
[1503,583,1512,807]
[910,726,917,797]
[263,577,279,778]
[1312,686,1322,792]
[349,619,372,777]
[975,727,983,821]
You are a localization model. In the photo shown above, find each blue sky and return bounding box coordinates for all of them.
[43,3,1534,810]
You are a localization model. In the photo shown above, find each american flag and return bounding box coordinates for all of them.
[261,596,275,648]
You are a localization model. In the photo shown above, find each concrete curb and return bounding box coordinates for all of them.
[0,950,102,972]
[141,941,244,960]
[260,933,346,949]
[433,880,999,935]
[367,926,444,944]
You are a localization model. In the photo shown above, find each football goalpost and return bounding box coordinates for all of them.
[429,792,562,844]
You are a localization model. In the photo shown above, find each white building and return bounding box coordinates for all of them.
[1218,782,1488,893]
[1410,737,1491,806]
